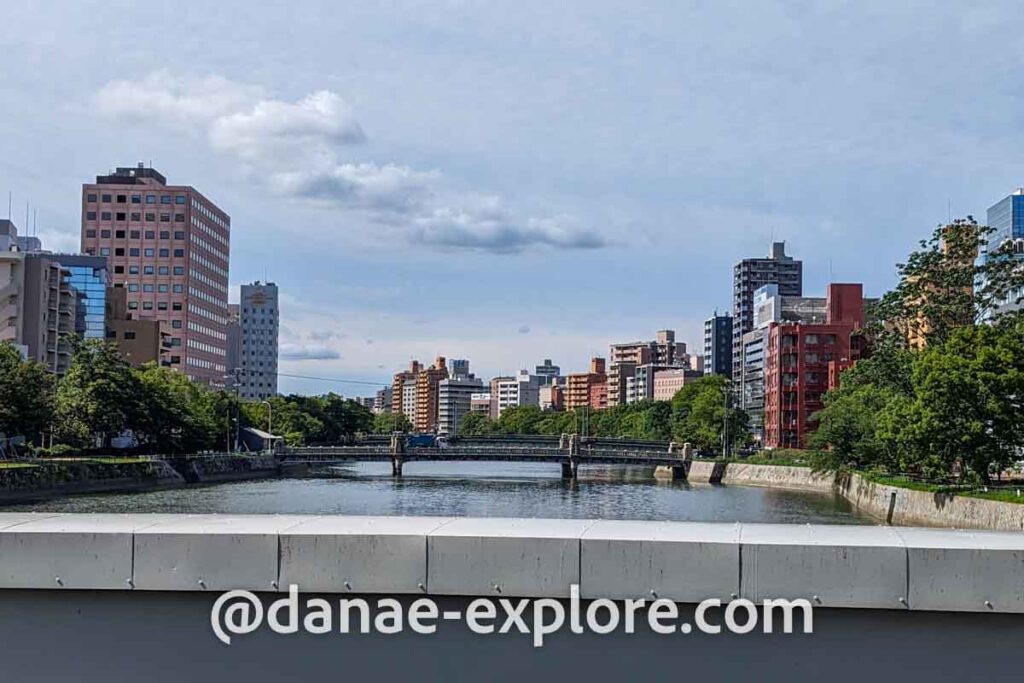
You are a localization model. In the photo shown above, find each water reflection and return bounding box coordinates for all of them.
[5,461,868,525]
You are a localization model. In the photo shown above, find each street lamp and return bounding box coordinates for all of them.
[260,400,273,449]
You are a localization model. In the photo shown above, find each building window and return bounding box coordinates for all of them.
[86,212,97,221]
[128,301,139,310]
[145,230,155,239]
[114,248,125,256]
[175,195,186,204]
[115,213,126,221]
[129,248,140,257]
[172,320,182,329]
[172,302,182,311]
[173,266,184,275]
[146,195,156,204]
[130,213,141,222]
[86,228,96,237]
[114,265,125,274]
[101,212,112,221]
[159,249,169,257]
[130,230,140,239]
[174,214,185,222]
[158,266,169,275]
[124,331,136,340]
[159,231,170,239]
[101,194,112,202]
[160,214,170,222]
[143,284,154,293]
[131,195,141,204]
[116,195,127,203]
[144,266,154,275]
[173,249,184,257]
[145,214,155,223]
[158,284,168,293]
[129,266,139,274]
[144,248,154,257]
[173,285,183,293]
[174,231,185,240]
[115,230,125,238]
[86,194,97,202]
[143,302,153,310]
[128,284,139,292]
[99,247,110,256]
[158,302,168,310]
[100,229,111,238]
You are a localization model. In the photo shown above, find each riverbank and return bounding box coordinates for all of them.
[690,460,1024,531]
[0,454,280,503]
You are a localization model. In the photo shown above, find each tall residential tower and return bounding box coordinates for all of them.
[732,242,802,379]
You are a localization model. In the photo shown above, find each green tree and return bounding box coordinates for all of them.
[809,385,898,470]
[0,342,55,446]
[372,411,413,434]
[457,411,498,436]
[55,339,145,448]
[134,364,220,453]
[670,375,750,453]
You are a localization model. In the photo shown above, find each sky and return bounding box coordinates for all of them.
[2,1,1023,396]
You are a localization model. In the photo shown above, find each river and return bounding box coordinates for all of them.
[4,461,871,524]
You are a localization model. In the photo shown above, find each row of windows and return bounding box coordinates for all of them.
[192,200,229,230]
[188,338,225,357]
[127,283,184,294]
[97,247,185,259]
[86,211,184,223]
[86,193,187,205]
[190,252,228,280]
[192,215,230,248]
[190,232,229,264]
[189,302,225,326]
[114,265,185,276]
[86,228,186,240]
[188,286,225,308]
[187,320,227,342]
[189,268,228,295]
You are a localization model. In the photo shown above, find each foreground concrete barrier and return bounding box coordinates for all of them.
[1,513,1022,614]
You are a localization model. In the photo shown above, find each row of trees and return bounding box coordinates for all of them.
[810,221,1024,482]
[453,375,752,452]
[0,339,374,454]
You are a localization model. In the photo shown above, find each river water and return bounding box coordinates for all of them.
[5,462,871,524]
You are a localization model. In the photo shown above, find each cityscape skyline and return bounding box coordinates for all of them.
[4,2,1024,393]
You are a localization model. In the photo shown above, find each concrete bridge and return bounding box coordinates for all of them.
[0,513,1022,682]
[284,435,691,478]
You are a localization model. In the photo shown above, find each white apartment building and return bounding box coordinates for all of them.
[237,282,279,400]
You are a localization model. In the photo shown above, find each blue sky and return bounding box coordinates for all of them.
[2,1,1023,395]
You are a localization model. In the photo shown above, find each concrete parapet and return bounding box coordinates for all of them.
[1,513,1023,613]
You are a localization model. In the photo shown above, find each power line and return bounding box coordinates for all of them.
[275,371,389,388]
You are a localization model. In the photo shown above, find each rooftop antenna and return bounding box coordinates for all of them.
[33,209,37,237]
[829,257,834,282]
[7,192,10,220]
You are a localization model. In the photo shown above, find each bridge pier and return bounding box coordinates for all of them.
[391,457,404,477]
[654,462,688,480]
[561,460,578,479]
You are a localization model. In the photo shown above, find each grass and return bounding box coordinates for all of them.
[0,462,37,469]
[844,470,1024,505]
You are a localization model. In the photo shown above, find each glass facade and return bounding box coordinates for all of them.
[59,255,108,339]
[986,192,1024,243]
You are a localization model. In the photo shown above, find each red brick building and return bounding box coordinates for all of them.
[764,283,867,449]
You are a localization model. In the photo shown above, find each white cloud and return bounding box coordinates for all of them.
[210,90,365,161]
[279,343,341,361]
[95,72,607,253]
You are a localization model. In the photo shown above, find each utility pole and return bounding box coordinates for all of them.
[722,379,730,459]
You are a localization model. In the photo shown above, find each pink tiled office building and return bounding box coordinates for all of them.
[81,164,230,384]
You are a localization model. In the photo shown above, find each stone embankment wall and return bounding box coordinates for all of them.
[712,461,1024,531]
[0,454,280,502]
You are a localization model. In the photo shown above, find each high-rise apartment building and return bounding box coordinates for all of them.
[652,367,702,401]
[373,387,392,414]
[703,313,733,378]
[490,370,541,417]
[438,362,484,435]
[392,360,422,417]
[608,330,689,408]
[566,357,606,411]
[733,242,802,380]
[236,282,279,400]
[763,284,867,449]
[81,164,230,384]
[415,356,449,432]
[534,359,561,385]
